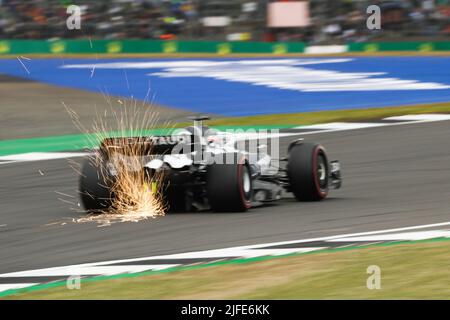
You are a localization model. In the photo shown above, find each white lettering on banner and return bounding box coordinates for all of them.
[66,5,81,30]
[366,265,382,290]
[367,5,381,30]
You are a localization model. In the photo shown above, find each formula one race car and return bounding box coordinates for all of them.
[79,117,342,213]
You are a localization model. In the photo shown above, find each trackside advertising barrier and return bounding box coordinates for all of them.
[348,42,450,52]
[0,40,449,55]
[0,40,305,55]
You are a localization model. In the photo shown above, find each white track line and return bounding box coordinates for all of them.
[295,122,387,130]
[1,221,449,282]
[327,230,450,242]
[1,114,450,165]
[0,161,17,165]
[293,113,450,134]
[0,152,89,164]
[384,114,450,121]
[0,283,39,292]
[0,265,180,278]
[244,221,450,249]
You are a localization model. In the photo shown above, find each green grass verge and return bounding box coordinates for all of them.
[207,102,450,127]
[1,102,450,156]
[4,238,450,300]
[0,128,175,156]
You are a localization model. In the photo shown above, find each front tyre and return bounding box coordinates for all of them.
[207,155,252,212]
[287,142,329,201]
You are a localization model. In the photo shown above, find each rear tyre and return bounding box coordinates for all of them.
[287,142,329,201]
[207,154,252,212]
[79,158,114,213]
[164,186,186,212]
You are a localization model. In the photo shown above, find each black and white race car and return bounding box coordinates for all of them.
[79,117,342,213]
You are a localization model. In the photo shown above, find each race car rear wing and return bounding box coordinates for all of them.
[100,137,178,157]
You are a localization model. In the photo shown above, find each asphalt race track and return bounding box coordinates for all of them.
[1,119,450,274]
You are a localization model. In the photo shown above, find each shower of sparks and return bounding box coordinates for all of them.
[62,94,174,226]
[142,80,152,106]
[58,197,76,205]
[55,190,75,198]
[87,37,98,77]
[17,57,30,74]
[123,69,130,90]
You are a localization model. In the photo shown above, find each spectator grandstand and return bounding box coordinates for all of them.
[0,0,449,43]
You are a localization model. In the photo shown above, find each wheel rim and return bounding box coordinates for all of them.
[317,153,328,190]
[243,167,251,194]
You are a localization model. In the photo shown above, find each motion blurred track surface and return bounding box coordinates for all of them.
[1,120,450,274]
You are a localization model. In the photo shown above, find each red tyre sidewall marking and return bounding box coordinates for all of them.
[312,146,328,199]
[237,157,252,209]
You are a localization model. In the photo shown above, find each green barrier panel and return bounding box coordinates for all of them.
[0,40,49,54]
[348,42,450,52]
[0,39,306,55]
[2,39,449,55]
[433,42,450,51]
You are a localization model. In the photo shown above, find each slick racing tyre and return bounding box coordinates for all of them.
[164,186,186,212]
[79,158,114,213]
[207,154,253,212]
[287,142,329,201]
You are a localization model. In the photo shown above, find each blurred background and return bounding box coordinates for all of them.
[1,1,450,300]
[0,0,449,44]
